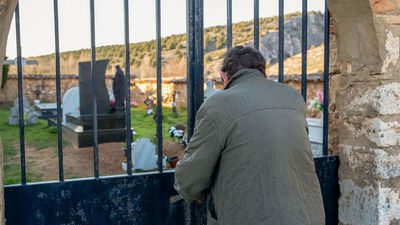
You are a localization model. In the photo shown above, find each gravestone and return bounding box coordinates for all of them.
[62,60,130,148]
[79,60,110,115]
[204,79,221,100]
[8,96,39,125]
[62,87,80,123]
[132,138,157,171]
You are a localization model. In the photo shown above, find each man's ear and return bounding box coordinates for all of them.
[220,71,228,85]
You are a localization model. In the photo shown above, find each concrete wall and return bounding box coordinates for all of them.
[329,0,400,224]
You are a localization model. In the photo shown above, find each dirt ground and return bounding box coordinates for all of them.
[17,139,185,182]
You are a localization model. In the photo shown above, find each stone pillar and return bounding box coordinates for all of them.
[0,1,17,223]
[329,0,400,224]
[0,0,18,88]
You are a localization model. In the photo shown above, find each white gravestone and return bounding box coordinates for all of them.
[132,138,158,170]
[204,80,221,100]
[62,87,80,123]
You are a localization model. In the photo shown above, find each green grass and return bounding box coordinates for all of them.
[0,107,68,184]
[0,106,187,184]
[131,105,187,142]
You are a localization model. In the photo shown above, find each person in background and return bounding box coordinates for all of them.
[174,46,325,225]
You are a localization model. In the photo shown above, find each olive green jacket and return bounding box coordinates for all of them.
[174,68,325,225]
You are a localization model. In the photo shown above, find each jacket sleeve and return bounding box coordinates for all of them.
[174,105,223,202]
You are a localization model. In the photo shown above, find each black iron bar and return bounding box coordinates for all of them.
[15,3,26,185]
[227,0,232,49]
[301,0,307,101]
[254,0,259,50]
[156,0,163,173]
[323,1,330,156]
[278,0,284,83]
[124,0,132,176]
[90,0,99,178]
[186,0,195,140]
[187,1,205,222]
[53,0,64,182]
[186,0,204,141]
[194,0,204,117]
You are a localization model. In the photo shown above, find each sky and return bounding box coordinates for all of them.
[5,0,325,58]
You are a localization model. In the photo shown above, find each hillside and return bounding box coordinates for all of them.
[8,11,325,79]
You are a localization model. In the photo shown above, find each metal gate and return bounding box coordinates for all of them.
[4,0,338,224]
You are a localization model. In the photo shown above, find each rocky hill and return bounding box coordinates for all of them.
[8,12,325,79]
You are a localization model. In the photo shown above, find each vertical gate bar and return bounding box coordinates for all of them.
[301,0,307,101]
[156,0,163,173]
[53,0,64,182]
[186,1,205,223]
[90,0,99,178]
[253,0,259,50]
[194,0,204,118]
[323,1,330,156]
[187,0,204,141]
[186,0,195,140]
[15,4,26,185]
[227,0,232,49]
[278,0,284,83]
[124,0,132,176]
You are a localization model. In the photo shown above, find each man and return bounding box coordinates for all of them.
[174,46,325,225]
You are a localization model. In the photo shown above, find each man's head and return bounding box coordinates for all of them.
[220,46,266,85]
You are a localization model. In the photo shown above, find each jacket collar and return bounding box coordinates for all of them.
[223,68,266,90]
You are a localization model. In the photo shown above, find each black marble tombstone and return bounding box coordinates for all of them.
[62,60,130,148]
[79,60,110,115]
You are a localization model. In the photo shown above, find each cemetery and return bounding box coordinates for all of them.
[2,0,400,224]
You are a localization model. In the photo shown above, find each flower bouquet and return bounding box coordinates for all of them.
[168,126,184,139]
[308,90,324,120]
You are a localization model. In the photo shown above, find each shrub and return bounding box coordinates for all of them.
[205,55,212,63]
[133,59,141,67]
[166,39,177,50]
[49,126,58,134]
[2,56,9,89]
[215,36,226,50]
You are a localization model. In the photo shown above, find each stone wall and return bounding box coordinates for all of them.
[0,74,326,110]
[329,0,400,224]
[0,1,17,224]
[0,75,114,104]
